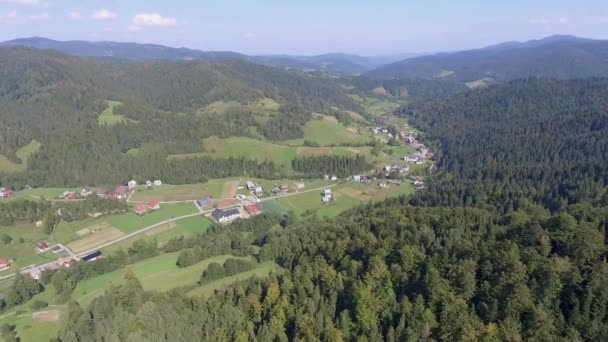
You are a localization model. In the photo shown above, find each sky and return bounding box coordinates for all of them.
[0,0,607,55]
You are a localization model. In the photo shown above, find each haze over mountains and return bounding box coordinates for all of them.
[366,35,608,81]
[0,37,415,76]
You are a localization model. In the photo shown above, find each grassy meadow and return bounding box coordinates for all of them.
[98,100,137,126]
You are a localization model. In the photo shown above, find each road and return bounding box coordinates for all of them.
[0,184,337,281]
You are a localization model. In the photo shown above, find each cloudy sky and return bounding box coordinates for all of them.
[0,0,607,55]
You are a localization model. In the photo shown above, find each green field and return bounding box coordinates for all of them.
[0,224,65,276]
[7,187,77,202]
[15,140,41,164]
[130,179,233,202]
[0,140,42,174]
[73,253,254,307]
[269,181,414,218]
[101,215,213,253]
[187,261,282,298]
[98,100,137,126]
[0,155,25,174]
[281,115,372,146]
[351,94,404,117]
[200,98,281,116]
[108,203,198,234]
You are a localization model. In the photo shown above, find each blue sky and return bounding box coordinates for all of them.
[0,0,607,55]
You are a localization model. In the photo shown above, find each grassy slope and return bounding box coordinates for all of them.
[187,261,282,298]
[107,203,198,234]
[74,253,254,307]
[98,100,137,126]
[130,179,229,202]
[281,115,372,146]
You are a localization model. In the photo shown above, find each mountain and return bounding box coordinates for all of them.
[365,35,608,81]
[0,37,415,75]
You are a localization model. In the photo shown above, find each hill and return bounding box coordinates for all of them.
[0,37,413,75]
[365,35,608,81]
[401,78,608,212]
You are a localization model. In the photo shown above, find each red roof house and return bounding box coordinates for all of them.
[134,204,149,215]
[0,259,11,270]
[245,204,262,216]
[148,200,160,210]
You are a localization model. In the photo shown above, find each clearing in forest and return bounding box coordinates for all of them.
[220,180,240,198]
[32,310,60,323]
[98,100,137,126]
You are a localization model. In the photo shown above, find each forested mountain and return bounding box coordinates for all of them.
[1,37,411,75]
[366,35,608,81]
[400,78,608,212]
[0,47,363,186]
[57,198,608,341]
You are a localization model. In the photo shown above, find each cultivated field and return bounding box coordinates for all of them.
[67,225,124,253]
[0,154,25,174]
[281,115,372,146]
[107,203,198,234]
[130,181,227,202]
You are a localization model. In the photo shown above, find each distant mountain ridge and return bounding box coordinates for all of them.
[365,35,608,81]
[0,37,416,75]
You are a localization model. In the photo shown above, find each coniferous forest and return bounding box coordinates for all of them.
[0,44,607,341]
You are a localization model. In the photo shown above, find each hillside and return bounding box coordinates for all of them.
[366,35,608,81]
[1,37,413,75]
[400,78,608,211]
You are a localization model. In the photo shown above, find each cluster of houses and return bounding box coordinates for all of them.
[384,164,410,175]
[27,250,104,280]
[410,175,426,191]
[0,187,15,199]
[134,200,161,215]
[129,179,163,189]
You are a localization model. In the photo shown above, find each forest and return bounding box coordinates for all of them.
[401,78,608,213]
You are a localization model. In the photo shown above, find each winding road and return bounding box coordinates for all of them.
[0,184,337,281]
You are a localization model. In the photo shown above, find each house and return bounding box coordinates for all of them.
[331,175,338,181]
[145,180,153,188]
[197,197,213,208]
[34,241,49,252]
[254,186,263,196]
[134,204,148,215]
[353,175,361,183]
[246,181,256,191]
[378,181,389,189]
[324,174,330,180]
[0,189,15,198]
[82,251,103,262]
[153,180,163,187]
[386,179,403,186]
[80,186,93,197]
[414,181,425,191]
[148,200,160,210]
[110,185,129,200]
[384,165,392,173]
[28,267,42,280]
[321,188,333,203]
[295,181,305,190]
[57,257,74,268]
[272,186,282,196]
[50,245,63,254]
[128,180,137,189]
[388,133,394,139]
[62,191,81,200]
[245,204,262,216]
[0,259,11,271]
[96,188,109,198]
[404,153,422,163]
[212,208,240,223]
[0,187,4,193]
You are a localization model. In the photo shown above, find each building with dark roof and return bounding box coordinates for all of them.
[212,208,240,223]
[82,250,103,262]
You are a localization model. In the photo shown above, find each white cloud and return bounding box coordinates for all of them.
[528,17,550,25]
[127,24,141,32]
[92,8,117,20]
[0,10,19,24]
[28,12,49,20]
[0,0,40,5]
[558,17,569,24]
[243,32,256,39]
[68,11,81,20]
[132,13,177,27]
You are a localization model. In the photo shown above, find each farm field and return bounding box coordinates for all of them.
[351,94,404,117]
[200,98,280,115]
[101,215,213,253]
[0,154,25,174]
[98,100,137,126]
[5,187,78,202]
[73,253,253,307]
[187,261,282,299]
[270,181,414,217]
[15,140,41,164]
[107,203,198,234]
[281,115,372,146]
[130,180,228,202]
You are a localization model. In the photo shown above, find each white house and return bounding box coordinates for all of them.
[154,180,162,187]
[128,180,137,189]
[295,181,305,190]
[254,186,263,196]
[212,208,240,223]
[145,180,152,187]
[246,181,256,191]
[331,175,338,181]
[322,188,333,203]
[353,175,361,183]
